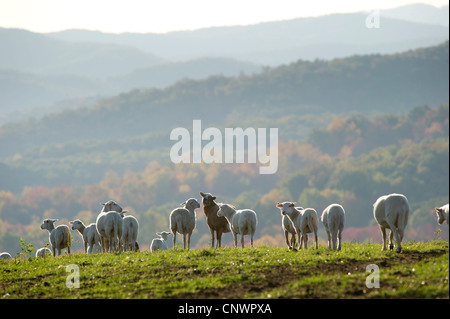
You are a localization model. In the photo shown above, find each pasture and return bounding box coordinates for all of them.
[0,240,448,299]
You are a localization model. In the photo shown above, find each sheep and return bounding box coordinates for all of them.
[40,219,72,256]
[70,219,101,254]
[435,204,449,225]
[96,211,123,253]
[217,204,257,248]
[373,193,409,253]
[96,200,123,252]
[35,247,52,258]
[276,202,319,249]
[281,205,303,250]
[0,252,12,260]
[122,214,139,252]
[170,198,200,249]
[321,204,345,251]
[200,192,230,248]
[150,231,171,252]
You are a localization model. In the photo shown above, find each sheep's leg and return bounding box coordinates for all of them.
[217,231,222,248]
[297,231,302,250]
[210,229,215,248]
[241,234,245,248]
[183,233,187,250]
[379,226,387,251]
[326,230,332,250]
[314,230,318,249]
[330,230,337,250]
[291,234,296,250]
[303,233,308,249]
[233,232,238,248]
[187,232,191,250]
[284,230,291,249]
[84,242,88,254]
[173,231,177,249]
[337,227,343,251]
[388,230,394,251]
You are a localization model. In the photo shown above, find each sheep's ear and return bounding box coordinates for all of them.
[276,202,282,208]
[212,196,216,200]
[69,221,73,225]
[180,202,186,206]
[435,207,442,212]
[100,202,105,206]
[156,232,161,236]
[289,203,295,207]
[200,192,205,197]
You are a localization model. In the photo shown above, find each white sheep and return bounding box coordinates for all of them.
[321,204,345,251]
[373,193,409,253]
[276,202,319,249]
[435,204,449,225]
[0,252,12,260]
[170,198,200,249]
[217,204,257,248]
[150,231,171,252]
[70,219,101,254]
[35,247,52,258]
[96,211,123,253]
[122,214,139,252]
[40,219,72,256]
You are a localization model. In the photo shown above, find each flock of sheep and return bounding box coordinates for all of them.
[0,192,448,260]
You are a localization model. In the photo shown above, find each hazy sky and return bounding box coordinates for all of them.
[1,0,448,34]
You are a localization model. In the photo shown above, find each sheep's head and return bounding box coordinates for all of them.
[101,200,123,213]
[435,207,446,225]
[156,231,172,241]
[69,219,82,231]
[276,202,295,216]
[200,192,216,206]
[183,198,201,210]
[40,218,57,231]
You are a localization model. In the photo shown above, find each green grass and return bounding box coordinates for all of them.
[0,241,448,299]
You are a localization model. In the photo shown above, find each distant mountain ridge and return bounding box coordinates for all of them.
[0,41,448,159]
[48,11,448,64]
[0,3,447,120]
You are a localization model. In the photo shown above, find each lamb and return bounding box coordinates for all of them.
[0,252,12,260]
[200,192,230,248]
[435,204,449,225]
[373,193,409,253]
[35,247,52,258]
[276,202,319,249]
[217,204,257,248]
[96,200,123,252]
[321,204,345,251]
[122,214,139,252]
[170,198,200,249]
[150,231,171,252]
[96,211,123,253]
[70,219,101,253]
[40,219,72,256]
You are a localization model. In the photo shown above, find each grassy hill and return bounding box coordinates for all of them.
[1,241,448,299]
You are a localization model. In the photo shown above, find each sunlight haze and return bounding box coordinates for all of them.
[1,0,449,33]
